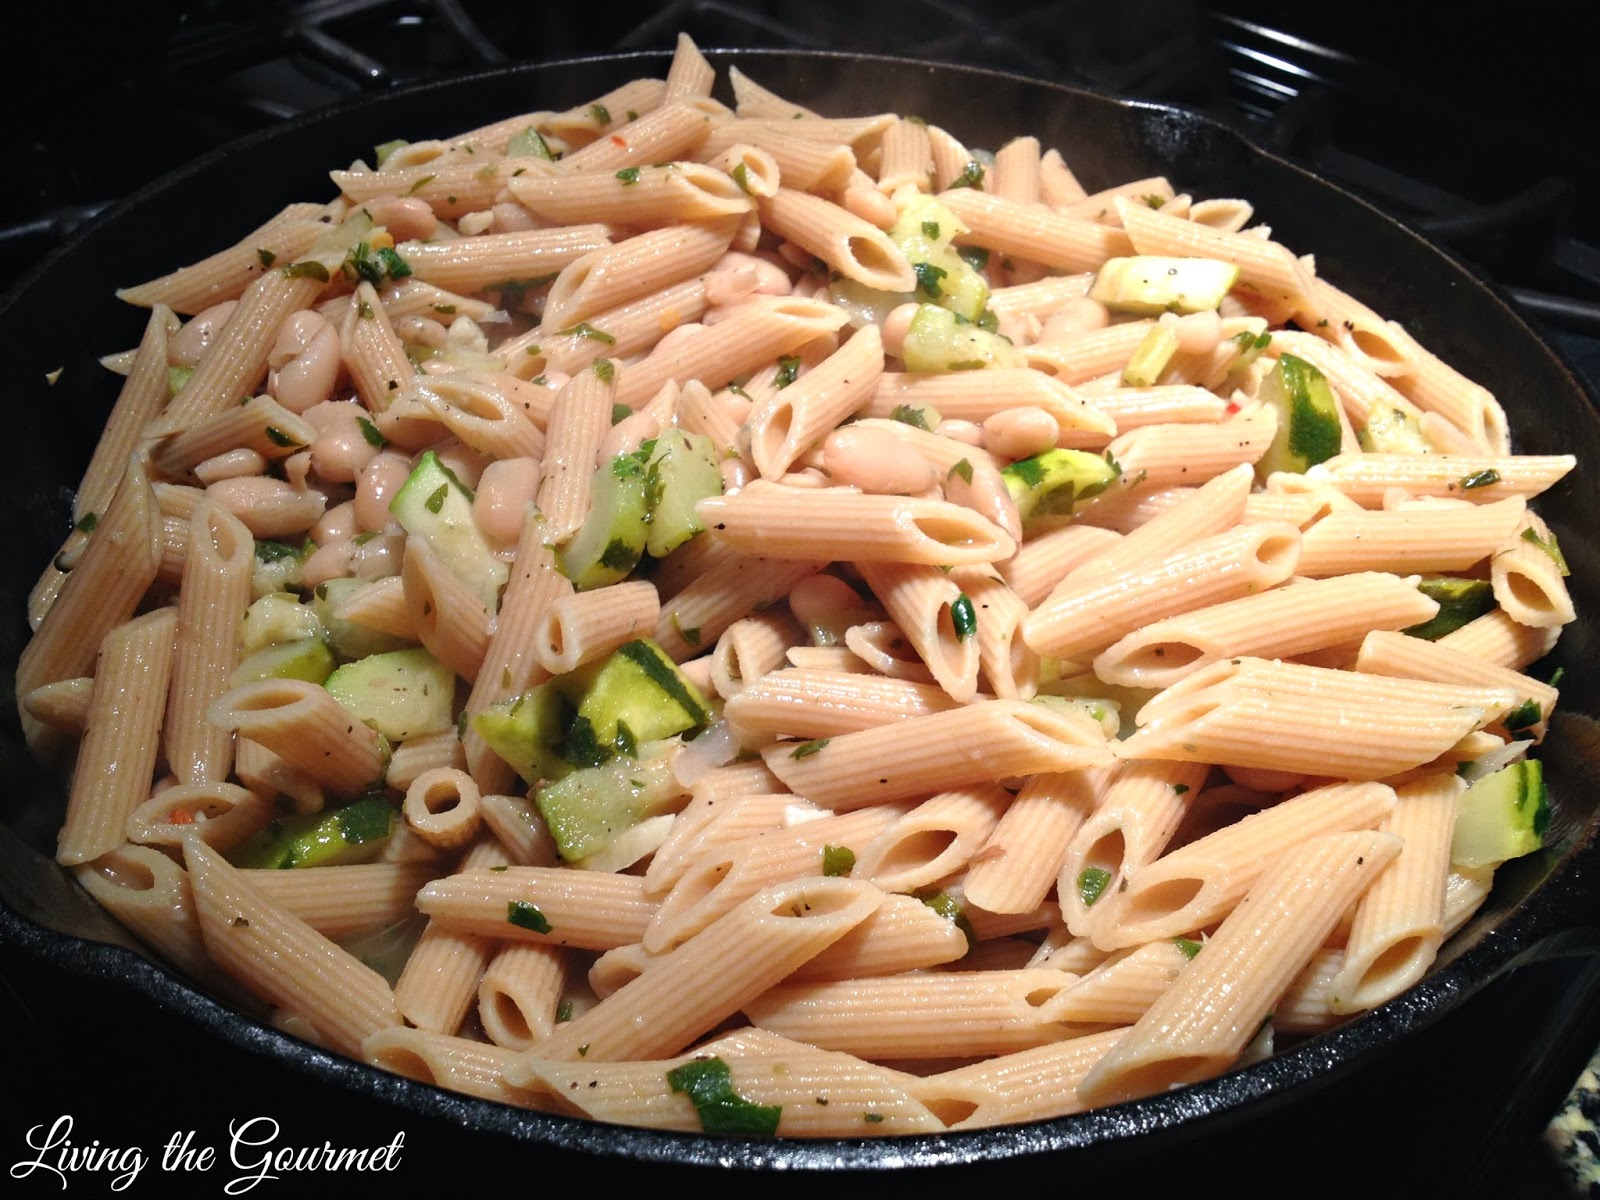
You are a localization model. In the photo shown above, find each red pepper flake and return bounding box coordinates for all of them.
[610,135,628,148]
[1224,400,1241,415]
[170,808,195,825]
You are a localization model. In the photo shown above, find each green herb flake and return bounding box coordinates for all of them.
[558,321,617,345]
[863,1113,884,1124]
[949,160,985,190]
[264,426,298,449]
[1174,937,1203,960]
[432,303,457,316]
[671,612,702,647]
[821,844,855,876]
[424,484,449,515]
[1144,194,1165,209]
[508,127,555,161]
[1077,866,1112,907]
[489,864,508,872]
[74,512,99,534]
[591,103,612,126]
[554,1000,574,1023]
[1521,526,1571,575]
[947,458,974,485]
[1503,698,1542,733]
[593,358,616,384]
[355,416,387,449]
[255,540,301,564]
[627,110,639,122]
[913,261,948,299]
[1173,783,1190,795]
[731,162,753,194]
[957,245,990,272]
[791,738,830,760]
[913,887,976,949]
[615,166,641,185]
[610,401,631,425]
[666,1056,782,1136]
[256,248,277,269]
[1550,667,1566,689]
[578,1044,590,1057]
[888,404,932,431]
[773,355,803,389]
[951,593,977,641]
[402,172,437,197]
[1458,468,1501,490]
[598,538,637,571]
[282,260,330,283]
[920,220,941,240]
[351,530,378,546]
[377,247,412,280]
[506,900,552,934]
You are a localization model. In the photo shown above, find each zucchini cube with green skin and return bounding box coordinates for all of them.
[1451,759,1549,868]
[558,449,650,590]
[1255,352,1342,479]
[888,194,989,323]
[900,304,1023,372]
[389,450,508,610]
[312,577,417,661]
[473,683,571,785]
[324,647,456,742]
[229,637,336,688]
[1358,404,1434,455]
[229,793,395,869]
[1090,256,1240,316]
[643,429,723,558]
[536,751,681,862]
[1001,449,1122,521]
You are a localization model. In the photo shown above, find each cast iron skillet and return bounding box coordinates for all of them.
[2,49,1598,1176]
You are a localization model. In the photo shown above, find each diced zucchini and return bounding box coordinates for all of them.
[536,750,681,862]
[571,638,713,749]
[313,577,417,661]
[900,303,1023,372]
[888,194,989,322]
[1001,449,1122,521]
[1090,256,1240,316]
[1358,404,1434,455]
[229,637,336,688]
[324,647,456,741]
[1403,578,1496,641]
[389,450,508,610]
[1451,759,1549,868]
[472,683,570,786]
[241,592,324,656]
[1255,353,1341,478]
[1031,694,1121,740]
[558,449,650,589]
[252,539,309,598]
[230,793,395,869]
[828,277,912,329]
[1121,325,1181,387]
[643,429,722,558]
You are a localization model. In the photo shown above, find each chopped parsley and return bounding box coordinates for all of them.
[405,173,437,196]
[593,358,616,384]
[342,242,413,286]
[956,245,990,272]
[424,484,449,514]
[949,160,985,190]
[590,103,612,126]
[790,738,830,760]
[558,321,617,345]
[255,539,304,564]
[256,248,277,269]
[505,900,552,934]
[1174,937,1204,960]
[282,260,330,282]
[821,845,855,876]
[921,220,941,240]
[556,1000,573,1023]
[914,888,976,949]
[730,162,753,194]
[611,401,631,425]
[507,127,555,160]
[912,261,948,299]
[615,166,641,185]
[1173,783,1190,795]
[773,355,803,389]
[357,417,387,448]
[74,512,98,534]
[263,426,299,449]
[888,404,932,431]
[1077,866,1112,907]
[666,1057,781,1136]
[948,458,974,484]
[950,593,977,640]
[671,612,702,647]
[1458,468,1501,490]
[1521,526,1570,575]
[1503,698,1542,733]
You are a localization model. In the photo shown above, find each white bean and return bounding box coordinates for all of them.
[982,407,1061,460]
[302,540,356,589]
[268,311,330,369]
[271,326,343,414]
[880,303,922,359]
[312,500,359,546]
[169,301,238,367]
[473,457,542,546]
[599,411,660,461]
[355,451,413,532]
[193,448,267,485]
[206,477,327,540]
[304,400,381,483]
[823,426,935,495]
[934,419,985,447]
[1040,296,1110,341]
[1160,309,1225,356]
[363,195,438,242]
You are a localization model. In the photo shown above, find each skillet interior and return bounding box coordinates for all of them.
[2,48,1598,1177]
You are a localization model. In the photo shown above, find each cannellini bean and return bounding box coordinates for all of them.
[268,311,331,369]
[1040,296,1109,340]
[351,531,405,581]
[1159,308,1225,355]
[711,251,792,296]
[355,450,413,532]
[206,477,327,539]
[169,301,238,367]
[302,540,356,589]
[435,439,491,490]
[193,448,266,485]
[842,184,897,229]
[393,315,449,349]
[457,210,495,236]
[304,400,381,483]
[600,411,661,461]
[790,574,871,634]
[490,201,543,233]
[363,195,438,242]
[312,500,359,547]
[934,419,985,447]
[704,267,761,308]
[719,457,752,493]
[271,325,343,414]
[823,426,936,495]
[880,303,921,359]
[713,388,753,426]
[982,407,1061,460]
[473,457,542,546]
